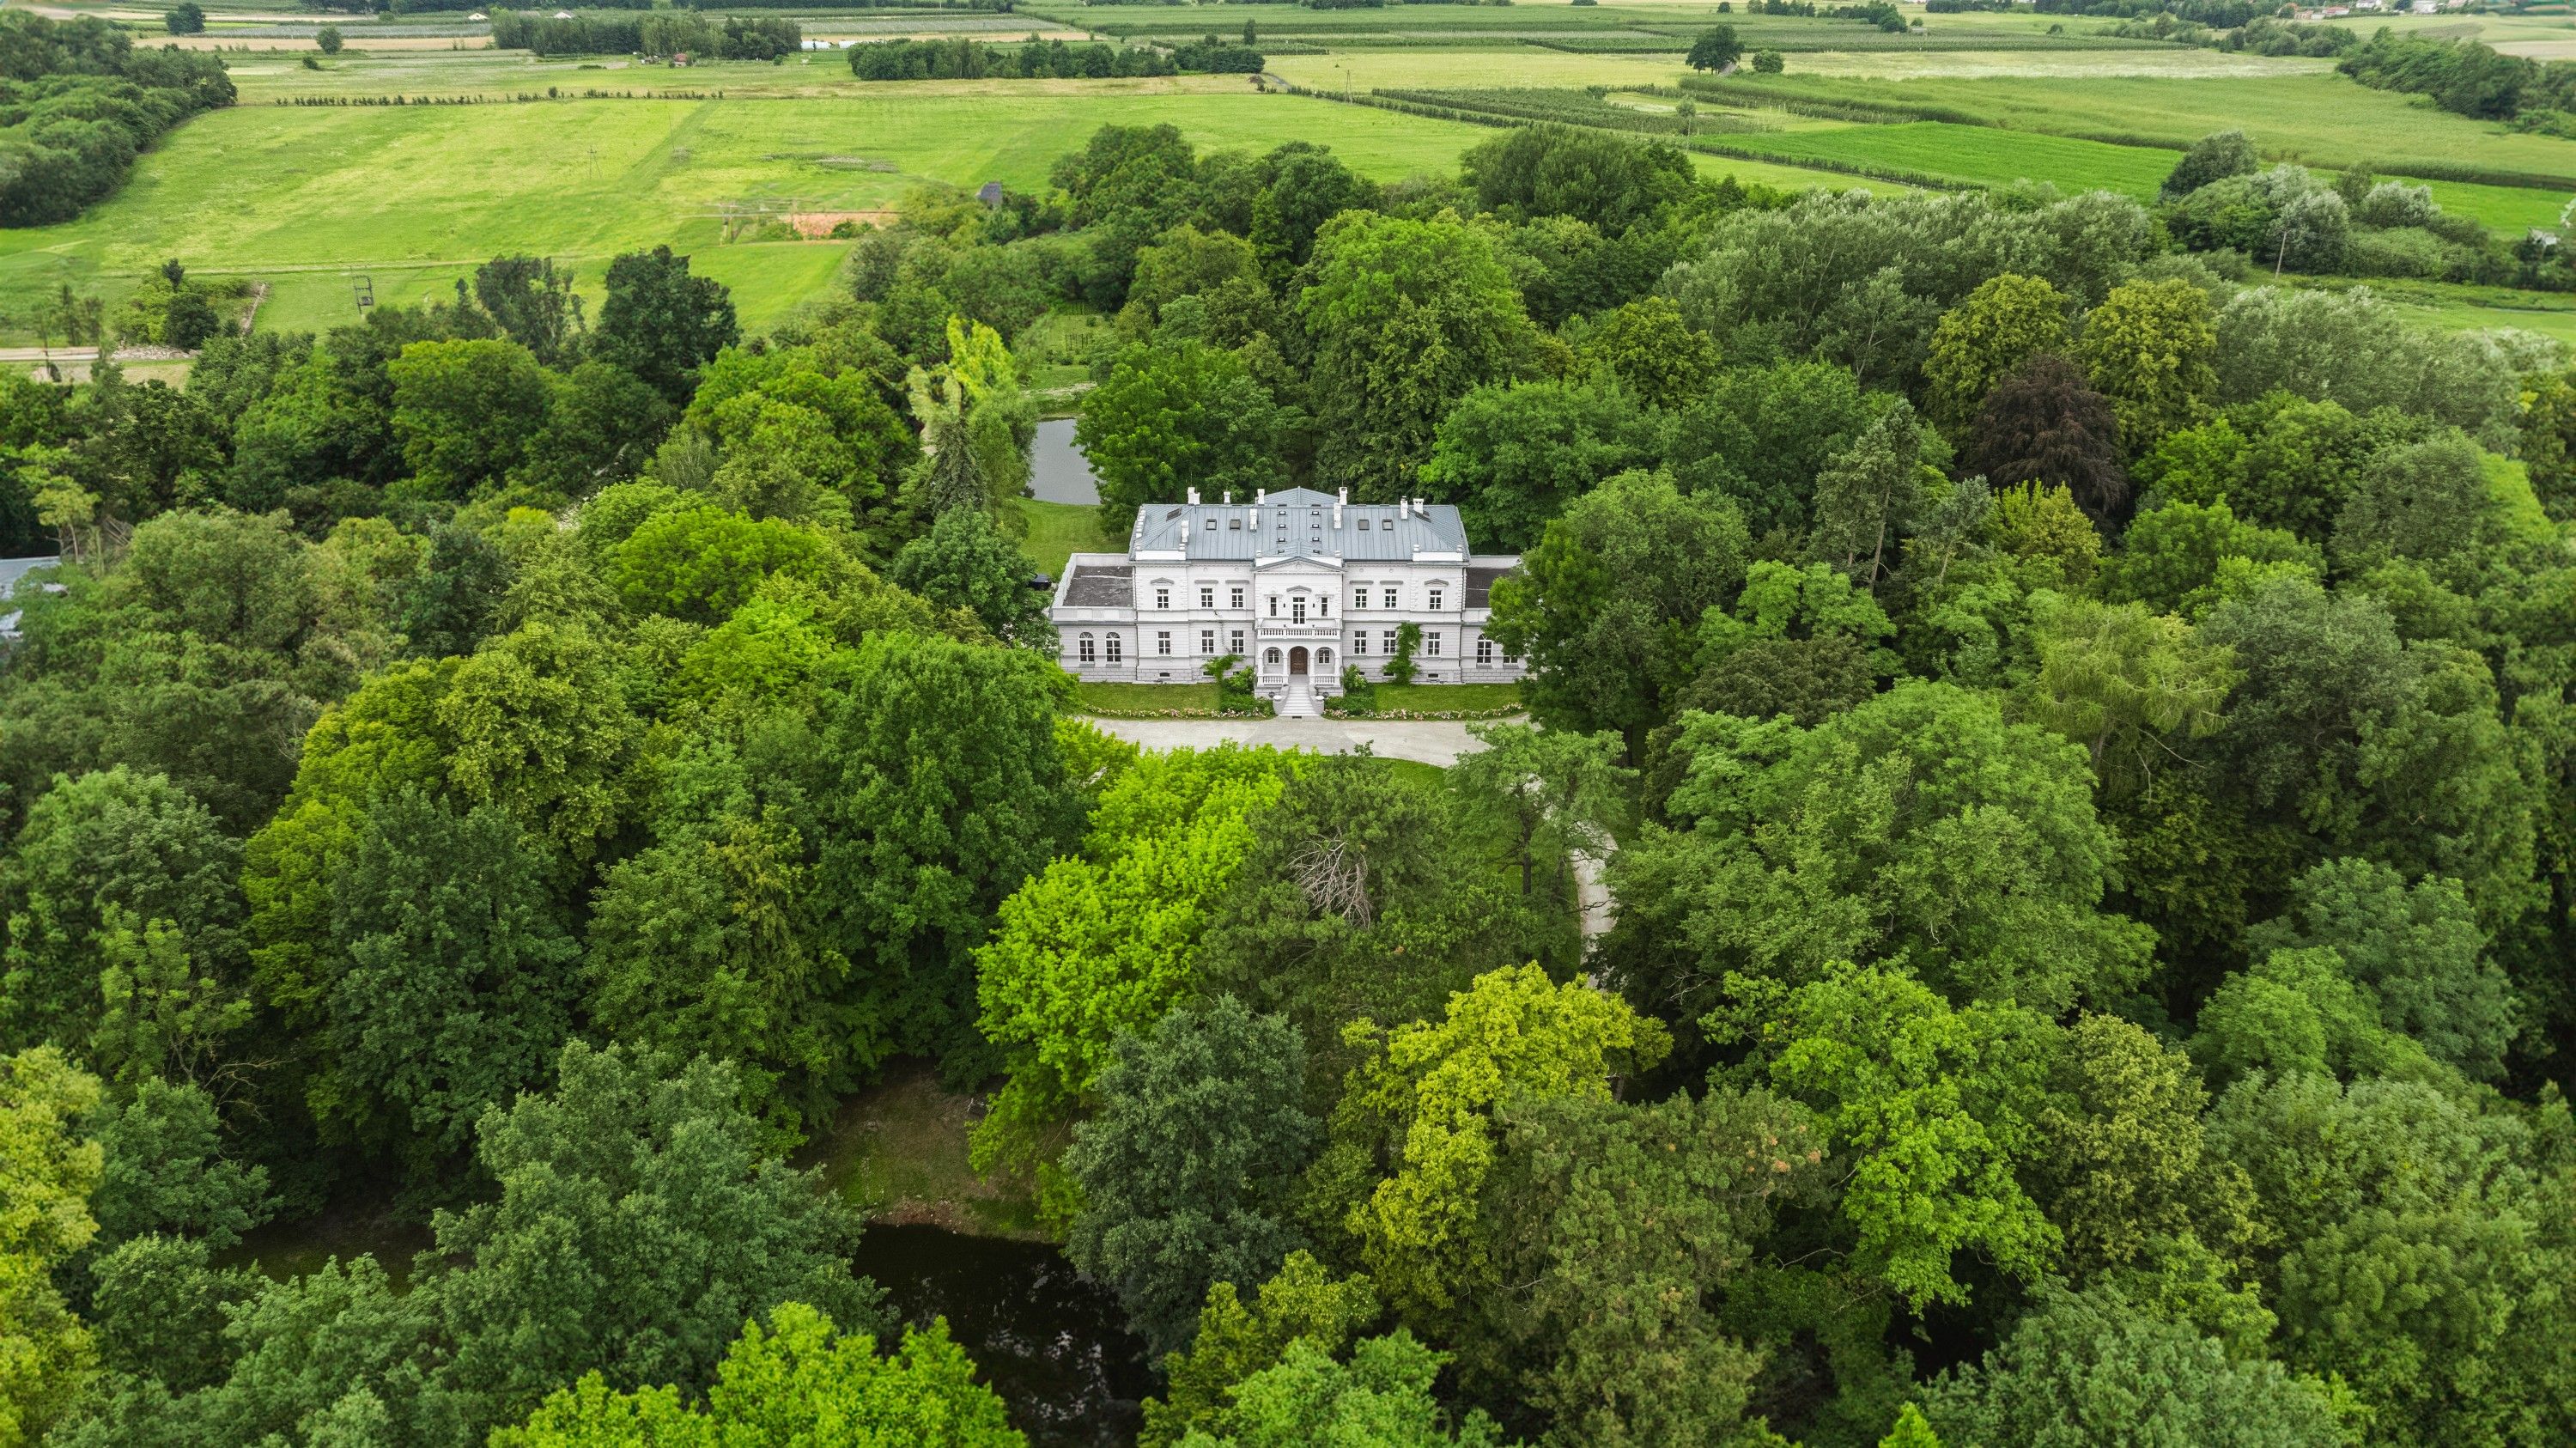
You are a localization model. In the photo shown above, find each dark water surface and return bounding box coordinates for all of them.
[853,1223,1153,1445]
[1030,417,1101,505]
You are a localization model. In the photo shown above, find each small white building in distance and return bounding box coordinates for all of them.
[1051,486,1522,713]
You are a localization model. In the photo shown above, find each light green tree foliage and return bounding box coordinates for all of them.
[434,1043,883,1425]
[0,1047,102,1448]
[387,338,556,498]
[1626,682,2152,1013]
[2032,1014,2270,1351]
[2190,946,2443,1089]
[1063,996,1321,1356]
[2245,857,2515,1080]
[1879,1403,1941,1448]
[683,323,915,527]
[1574,296,1718,411]
[1078,340,1287,538]
[2076,278,2217,451]
[436,621,642,868]
[1320,964,1670,1318]
[1,766,241,1057]
[945,315,1038,508]
[2100,501,2321,620]
[490,1305,1022,1448]
[2135,392,2433,545]
[2206,1073,2576,1447]
[1485,470,1751,753]
[1919,1286,2343,1448]
[1178,1332,1516,1448]
[1142,1252,1382,1448]
[1985,483,2103,592]
[1744,964,2057,1310]
[89,906,252,1090]
[1419,379,1651,554]
[1450,722,1631,906]
[1298,210,1541,494]
[2018,594,2237,801]
[889,505,1056,648]
[312,789,580,1166]
[1476,1087,1821,1448]
[974,745,1293,1169]
[1924,274,2069,437]
[605,503,860,625]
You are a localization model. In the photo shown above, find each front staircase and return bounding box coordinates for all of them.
[1277,679,1323,719]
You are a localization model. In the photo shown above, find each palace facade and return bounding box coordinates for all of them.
[1049,486,1522,710]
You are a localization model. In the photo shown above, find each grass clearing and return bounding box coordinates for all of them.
[1012,498,1107,581]
[799,1062,1041,1238]
[1726,119,2175,196]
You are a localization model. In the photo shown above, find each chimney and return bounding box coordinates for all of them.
[1188,487,1200,506]
[1222,490,1233,504]
[1333,486,1344,529]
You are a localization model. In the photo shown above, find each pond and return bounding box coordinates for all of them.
[1030,417,1101,505]
[853,1223,1154,1445]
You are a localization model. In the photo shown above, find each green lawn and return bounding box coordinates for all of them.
[1346,682,1524,715]
[1011,498,1107,581]
[1073,681,1225,714]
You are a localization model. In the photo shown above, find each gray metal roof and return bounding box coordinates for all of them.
[0,557,58,599]
[1129,488,1471,562]
[1063,563,1133,607]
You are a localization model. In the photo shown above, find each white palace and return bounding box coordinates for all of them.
[1050,486,1523,714]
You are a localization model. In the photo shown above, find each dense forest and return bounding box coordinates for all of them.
[5,119,2576,1448]
[0,14,235,228]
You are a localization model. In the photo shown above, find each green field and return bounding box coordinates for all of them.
[0,76,1902,343]
[1696,70,2576,188]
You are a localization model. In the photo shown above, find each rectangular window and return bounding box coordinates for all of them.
[1382,630,1399,654]
[1503,649,1521,666]
[1107,635,1123,663]
[1352,633,1368,655]
[1382,587,1398,609]
[1200,630,1216,654]
[1229,629,1245,654]
[1230,587,1245,609]
[1268,597,1279,618]
[1200,587,1214,609]
[1353,588,1367,610]
[1319,597,1328,618]
[1426,635,1442,657]
[1477,638,1494,666]
[1155,588,1170,610]
[1291,598,1307,624]
[1429,590,1444,611]
[1157,631,1173,656]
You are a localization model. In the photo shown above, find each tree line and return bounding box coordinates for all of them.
[2340,27,2576,126]
[847,35,1264,82]
[0,13,236,228]
[485,10,801,60]
[6,116,2576,1447]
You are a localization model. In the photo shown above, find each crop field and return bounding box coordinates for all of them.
[1693,70,2576,188]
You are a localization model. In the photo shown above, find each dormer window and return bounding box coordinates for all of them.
[1229,518,1242,530]
[1204,519,1216,531]
[1358,519,1370,531]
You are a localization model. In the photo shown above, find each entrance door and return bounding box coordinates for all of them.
[1289,646,1309,677]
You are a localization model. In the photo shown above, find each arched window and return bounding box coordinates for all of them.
[1265,648,1281,665]
[1078,633,1096,664]
[1317,648,1333,666]
[1106,635,1123,663]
